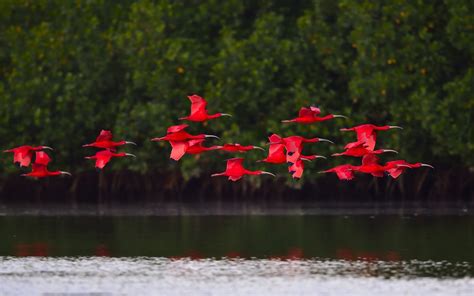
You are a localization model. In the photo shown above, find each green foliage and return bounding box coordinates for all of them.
[0,0,472,179]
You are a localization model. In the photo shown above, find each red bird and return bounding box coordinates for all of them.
[275,136,333,164]
[282,106,347,124]
[151,124,219,142]
[167,139,220,161]
[21,151,71,178]
[179,94,231,122]
[4,145,53,167]
[85,149,136,169]
[287,154,326,179]
[185,139,222,155]
[211,158,275,182]
[259,134,287,164]
[341,124,402,151]
[319,164,357,180]
[83,130,136,150]
[384,160,434,179]
[219,143,265,153]
[332,145,398,157]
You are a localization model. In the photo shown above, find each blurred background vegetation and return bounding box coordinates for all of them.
[0,0,473,200]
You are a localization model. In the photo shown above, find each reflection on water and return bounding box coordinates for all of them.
[0,215,472,263]
[0,257,473,296]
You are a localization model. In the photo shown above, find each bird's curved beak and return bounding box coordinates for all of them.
[318,171,327,174]
[301,158,312,162]
[281,120,292,123]
[3,149,12,153]
[261,171,276,177]
[60,171,72,176]
[205,135,220,139]
[331,153,343,157]
[125,141,137,146]
[333,115,348,119]
[340,128,351,131]
[253,146,265,151]
[220,113,232,117]
[84,156,92,159]
[389,125,403,129]
[316,155,327,159]
[82,143,91,147]
[421,164,434,169]
[318,138,335,144]
[125,153,136,158]
[150,137,162,142]
[42,146,54,150]
[382,149,398,154]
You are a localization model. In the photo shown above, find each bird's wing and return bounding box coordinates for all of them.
[96,130,113,142]
[34,151,51,166]
[309,106,321,115]
[268,133,282,144]
[336,166,355,180]
[362,154,380,166]
[31,163,48,174]
[169,141,189,161]
[298,107,314,118]
[226,158,244,171]
[95,150,113,169]
[228,175,242,182]
[289,160,304,179]
[188,95,208,116]
[167,124,188,134]
[386,167,403,179]
[268,143,285,158]
[187,139,205,147]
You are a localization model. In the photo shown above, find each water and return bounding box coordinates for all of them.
[0,212,473,295]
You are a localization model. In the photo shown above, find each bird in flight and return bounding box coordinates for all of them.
[282,106,347,124]
[179,94,231,122]
[85,149,136,169]
[21,151,71,178]
[340,124,402,151]
[4,145,53,167]
[211,158,275,182]
[83,130,136,151]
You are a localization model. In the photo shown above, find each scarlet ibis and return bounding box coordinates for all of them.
[179,94,231,122]
[168,139,220,161]
[341,124,402,151]
[332,145,398,157]
[282,106,347,124]
[83,130,136,150]
[211,158,275,182]
[276,136,333,164]
[151,124,219,142]
[259,134,287,164]
[85,149,136,169]
[319,164,356,180]
[287,154,326,179]
[4,145,53,167]
[219,143,265,152]
[185,139,222,155]
[21,151,71,178]
[384,160,434,179]
[355,154,388,177]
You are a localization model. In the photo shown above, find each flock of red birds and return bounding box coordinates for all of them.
[3,94,433,181]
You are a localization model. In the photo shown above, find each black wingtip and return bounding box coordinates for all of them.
[287,162,294,167]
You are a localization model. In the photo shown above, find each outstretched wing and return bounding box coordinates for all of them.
[362,154,380,166]
[268,133,282,144]
[169,141,189,161]
[95,150,113,169]
[167,124,189,134]
[31,163,48,175]
[226,158,244,172]
[96,130,113,142]
[188,94,208,116]
[298,107,314,118]
[187,139,206,147]
[16,148,33,167]
[336,165,355,180]
[309,106,321,115]
[34,151,51,166]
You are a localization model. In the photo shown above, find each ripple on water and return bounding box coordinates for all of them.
[0,257,473,296]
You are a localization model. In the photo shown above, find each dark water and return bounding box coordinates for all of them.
[0,215,472,264]
[0,213,473,295]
